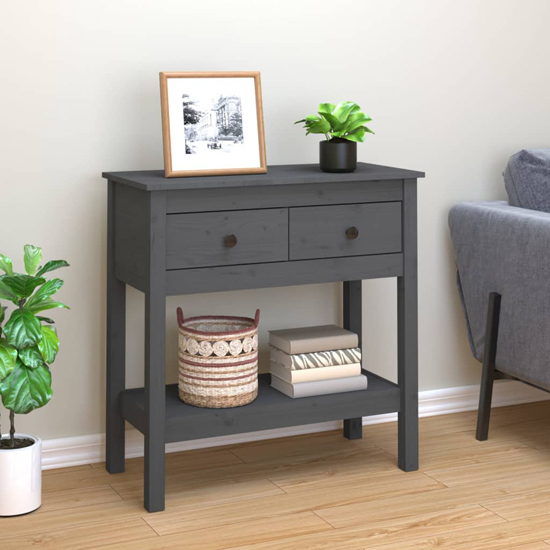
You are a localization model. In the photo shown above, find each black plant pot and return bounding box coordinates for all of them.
[319,138,357,173]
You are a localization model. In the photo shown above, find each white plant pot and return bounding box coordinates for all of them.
[0,434,42,516]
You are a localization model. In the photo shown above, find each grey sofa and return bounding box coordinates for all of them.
[449,149,550,440]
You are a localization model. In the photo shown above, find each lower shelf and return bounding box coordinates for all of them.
[120,371,401,444]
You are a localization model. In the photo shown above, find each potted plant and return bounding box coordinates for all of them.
[295,102,374,173]
[0,245,69,516]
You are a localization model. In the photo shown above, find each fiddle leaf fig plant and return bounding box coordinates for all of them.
[295,101,374,143]
[0,245,69,448]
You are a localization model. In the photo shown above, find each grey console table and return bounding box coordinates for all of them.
[102,162,424,513]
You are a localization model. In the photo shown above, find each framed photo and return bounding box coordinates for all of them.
[160,71,267,178]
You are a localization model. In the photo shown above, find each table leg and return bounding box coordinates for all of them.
[398,179,419,471]
[343,280,363,440]
[144,192,167,513]
[106,180,126,474]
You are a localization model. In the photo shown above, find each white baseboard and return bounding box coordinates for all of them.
[41,379,549,470]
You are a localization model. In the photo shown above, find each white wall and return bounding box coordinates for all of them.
[1,0,550,439]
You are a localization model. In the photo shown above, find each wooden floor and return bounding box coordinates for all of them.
[5,401,550,549]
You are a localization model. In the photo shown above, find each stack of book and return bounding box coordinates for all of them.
[269,325,368,398]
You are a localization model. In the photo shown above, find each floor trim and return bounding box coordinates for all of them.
[41,379,549,469]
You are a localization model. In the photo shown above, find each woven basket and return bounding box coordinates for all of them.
[177,308,260,408]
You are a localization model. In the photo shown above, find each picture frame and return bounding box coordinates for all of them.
[159,71,267,178]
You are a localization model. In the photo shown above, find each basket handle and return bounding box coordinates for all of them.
[177,307,184,326]
[254,309,260,327]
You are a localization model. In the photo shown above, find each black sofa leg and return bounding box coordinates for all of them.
[476,292,501,441]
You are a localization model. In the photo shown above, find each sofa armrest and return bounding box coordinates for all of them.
[449,201,550,390]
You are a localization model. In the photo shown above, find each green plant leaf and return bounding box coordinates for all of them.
[23,245,42,276]
[0,338,17,380]
[2,275,46,299]
[318,103,336,115]
[0,278,17,303]
[364,125,375,134]
[306,118,331,134]
[19,346,44,368]
[26,299,70,314]
[319,112,341,132]
[342,126,366,143]
[26,279,64,309]
[0,305,6,324]
[3,309,43,348]
[341,113,372,134]
[333,102,361,124]
[38,326,59,364]
[0,254,14,277]
[36,316,55,325]
[36,260,70,278]
[0,362,53,414]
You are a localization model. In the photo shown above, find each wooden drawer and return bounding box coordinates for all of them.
[166,209,288,269]
[289,202,401,260]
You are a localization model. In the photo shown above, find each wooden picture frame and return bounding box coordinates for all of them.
[160,71,267,178]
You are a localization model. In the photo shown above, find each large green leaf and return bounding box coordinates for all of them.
[0,362,52,414]
[342,113,372,134]
[0,338,17,380]
[3,309,43,348]
[333,101,361,123]
[3,275,46,298]
[36,260,70,278]
[0,278,17,303]
[0,254,14,276]
[318,103,336,115]
[19,346,44,368]
[26,278,64,309]
[38,326,59,364]
[319,112,341,132]
[23,245,42,276]
[342,126,366,143]
[26,299,70,314]
[305,118,331,134]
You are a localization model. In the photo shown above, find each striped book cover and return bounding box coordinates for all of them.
[270,346,361,370]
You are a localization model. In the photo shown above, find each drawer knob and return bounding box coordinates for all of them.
[346,226,359,240]
[224,234,238,248]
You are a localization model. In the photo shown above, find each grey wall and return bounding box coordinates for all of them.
[1,0,550,439]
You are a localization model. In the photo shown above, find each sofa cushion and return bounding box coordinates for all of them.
[504,149,550,212]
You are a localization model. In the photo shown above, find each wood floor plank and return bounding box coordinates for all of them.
[143,473,442,536]
[230,429,378,463]
[1,519,158,550]
[482,489,550,521]
[425,450,550,487]
[315,470,550,529]
[103,512,332,550]
[38,484,122,513]
[226,505,504,550]
[43,464,94,475]
[363,513,550,550]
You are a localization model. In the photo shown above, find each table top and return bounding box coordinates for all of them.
[102,162,425,192]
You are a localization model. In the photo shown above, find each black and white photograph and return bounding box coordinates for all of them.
[182,93,244,155]
[160,72,266,177]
